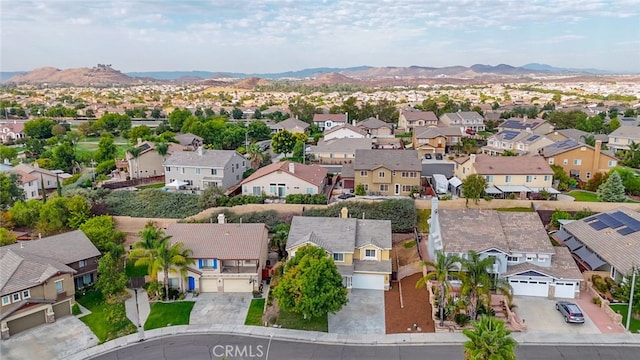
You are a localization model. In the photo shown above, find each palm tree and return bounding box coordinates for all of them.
[580,134,596,147]
[129,222,168,282]
[246,144,264,169]
[155,141,169,162]
[463,315,518,360]
[156,239,194,300]
[270,223,290,260]
[460,251,496,320]
[127,146,143,179]
[416,251,462,326]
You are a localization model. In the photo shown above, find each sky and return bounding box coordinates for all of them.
[1,0,639,73]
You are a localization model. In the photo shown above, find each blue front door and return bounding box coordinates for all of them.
[188,276,195,291]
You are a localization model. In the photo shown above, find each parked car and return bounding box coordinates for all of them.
[465,129,476,135]
[555,301,585,323]
[435,153,443,160]
[424,154,433,160]
[337,193,356,200]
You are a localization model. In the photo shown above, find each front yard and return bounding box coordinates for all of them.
[244,299,266,326]
[609,304,640,333]
[76,290,137,343]
[144,301,195,330]
[276,307,328,332]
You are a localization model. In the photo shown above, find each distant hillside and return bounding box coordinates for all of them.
[6,65,155,85]
[521,63,614,75]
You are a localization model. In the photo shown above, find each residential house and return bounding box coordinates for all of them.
[440,111,486,133]
[356,118,393,137]
[354,149,421,196]
[0,230,100,339]
[618,117,639,127]
[482,130,554,156]
[454,154,555,198]
[10,169,40,200]
[545,129,608,145]
[161,220,269,293]
[240,161,327,197]
[373,137,404,150]
[553,207,640,282]
[174,133,203,149]
[412,126,462,157]
[608,126,640,152]
[126,141,186,179]
[427,198,582,299]
[497,117,554,135]
[323,123,367,141]
[313,113,348,131]
[397,109,438,131]
[539,139,618,182]
[12,163,66,190]
[310,138,373,165]
[270,117,309,134]
[286,209,392,290]
[163,147,248,190]
[0,121,25,143]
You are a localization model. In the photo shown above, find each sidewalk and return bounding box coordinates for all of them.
[124,288,151,327]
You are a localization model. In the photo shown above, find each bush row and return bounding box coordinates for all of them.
[284,194,327,204]
[104,189,201,218]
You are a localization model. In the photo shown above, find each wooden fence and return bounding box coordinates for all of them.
[101,175,165,189]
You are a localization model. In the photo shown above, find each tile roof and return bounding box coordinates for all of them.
[174,133,203,146]
[323,123,367,136]
[401,110,438,122]
[0,248,76,296]
[413,126,462,138]
[609,125,640,140]
[312,137,373,154]
[13,163,58,177]
[354,259,392,274]
[164,149,241,168]
[552,129,608,143]
[165,223,268,260]
[10,169,37,184]
[313,113,347,122]
[271,117,310,131]
[503,247,582,280]
[472,154,553,175]
[357,118,393,129]
[441,111,484,123]
[4,230,101,265]
[354,149,421,171]
[241,161,328,187]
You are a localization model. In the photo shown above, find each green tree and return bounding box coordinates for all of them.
[288,97,318,123]
[51,141,76,172]
[66,195,91,229]
[270,223,290,260]
[271,130,296,156]
[417,251,462,326]
[462,174,487,206]
[127,146,143,179]
[272,245,348,319]
[597,171,626,202]
[0,145,18,162]
[0,227,17,246]
[95,252,129,300]
[618,268,639,317]
[0,172,25,210]
[551,209,572,228]
[128,125,152,145]
[609,167,640,195]
[585,172,608,192]
[129,223,169,282]
[51,123,67,138]
[354,184,366,196]
[168,108,192,131]
[247,121,271,142]
[23,118,55,139]
[460,251,511,320]
[198,185,226,209]
[79,215,125,253]
[154,141,169,161]
[292,140,305,163]
[37,196,69,235]
[246,144,264,169]
[156,239,194,300]
[609,117,621,132]
[9,199,42,227]
[95,132,117,162]
[231,107,244,119]
[463,315,518,360]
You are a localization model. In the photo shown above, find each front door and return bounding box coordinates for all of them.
[188,276,195,291]
[395,184,400,195]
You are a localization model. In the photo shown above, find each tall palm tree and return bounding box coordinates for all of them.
[246,143,264,169]
[270,223,290,260]
[156,239,194,300]
[127,146,143,179]
[155,141,169,162]
[416,251,462,326]
[463,315,518,360]
[129,222,169,282]
[460,251,496,320]
[580,134,596,147]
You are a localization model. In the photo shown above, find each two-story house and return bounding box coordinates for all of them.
[497,117,554,135]
[454,154,556,199]
[163,147,248,190]
[608,125,640,152]
[240,161,327,197]
[126,141,185,179]
[427,198,582,299]
[323,123,367,141]
[270,117,309,134]
[12,163,66,190]
[313,113,348,131]
[482,130,554,156]
[354,149,421,196]
[0,121,25,143]
[539,139,618,182]
[310,138,373,165]
[162,219,269,293]
[285,208,392,290]
[397,109,438,131]
[356,117,393,137]
[412,126,462,157]
[439,111,485,133]
[7,169,40,200]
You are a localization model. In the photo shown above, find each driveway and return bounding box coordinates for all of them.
[328,289,385,334]
[189,293,252,325]
[0,315,98,360]
[513,296,600,334]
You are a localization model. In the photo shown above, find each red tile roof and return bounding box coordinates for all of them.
[241,161,328,187]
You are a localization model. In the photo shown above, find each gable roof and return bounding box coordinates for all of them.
[442,111,484,122]
[0,248,76,297]
[323,123,367,137]
[10,169,37,184]
[503,247,582,280]
[272,117,310,131]
[312,137,373,154]
[164,149,241,167]
[313,113,347,123]
[354,149,421,171]
[357,118,393,129]
[13,163,58,178]
[0,121,25,133]
[165,223,268,260]
[609,125,640,140]
[401,110,438,122]
[174,133,203,146]
[499,118,548,130]
[4,230,101,265]
[551,129,608,143]
[414,126,462,138]
[128,141,186,158]
[472,154,553,175]
[539,139,617,161]
[241,161,328,187]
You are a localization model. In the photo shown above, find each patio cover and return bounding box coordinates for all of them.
[574,245,595,261]
[583,253,607,271]
[527,187,561,194]
[563,237,583,251]
[448,176,462,188]
[167,179,188,187]
[496,185,530,192]
[484,186,502,194]
[554,229,572,242]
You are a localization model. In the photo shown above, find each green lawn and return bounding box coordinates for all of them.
[76,290,137,343]
[609,304,640,333]
[125,261,149,277]
[144,301,195,330]
[244,299,265,326]
[76,142,128,159]
[276,307,328,332]
[136,183,166,190]
[495,207,534,212]
[567,190,600,202]
[417,209,431,233]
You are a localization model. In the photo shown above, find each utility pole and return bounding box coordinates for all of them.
[626,267,636,332]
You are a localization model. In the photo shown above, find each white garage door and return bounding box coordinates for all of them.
[554,282,576,299]
[509,279,549,297]
[200,278,218,292]
[224,279,251,292]
[352,274,385,290]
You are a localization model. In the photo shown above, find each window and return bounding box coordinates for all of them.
[78,260,86,268]
[165,166,170,172]
[402,185,413,192]
[211,169,217,175]
[252,186,261,196]
[360,171,368,177]
[306,187,314,194]
[563,159,568,165]
[180,167,185,174]
[402,171,409,177]
[526,256,535,262]
[548,158,554,165]
[608,160,617,167]
[573,159,582,165]
[586,172,591,180]
[203,259,216,268]
[22,290,30,299]
[486,175,493,183]
[364,249,376,259]
[379,184,389,192]
[538,257,547,263]
[507,256,519,262]
[12,293,20,302]
[526,175,532,183]
[544,175,551,182]
[363,184,369,191]
[505,175,511,183]
[195,168,201,175]
[55,280,64,293]
[378,171,385,178]
[1,296,9,306]
[333,253,344,262]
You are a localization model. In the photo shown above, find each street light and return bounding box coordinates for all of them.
[626,267,637,332]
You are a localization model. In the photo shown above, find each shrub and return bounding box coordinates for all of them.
[63,173,82,185]
[592,297,602,305]
[72,303,81,315]
[592,274,608,294]
[104,189,201,218]
[209,209,295,231]
[454,313,471,327]
[284,194,327,204]
[95,159,116,175]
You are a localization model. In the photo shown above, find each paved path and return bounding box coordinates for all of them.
[124,288,151,327]
[574,291,626,334]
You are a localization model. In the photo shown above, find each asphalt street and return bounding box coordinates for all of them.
[90,334,639,360]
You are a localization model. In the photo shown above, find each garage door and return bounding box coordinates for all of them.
[53,300,71,318]
[224,279,250,292]
[509,279,549,297]
[352,274,385,290]
[554,282,576,299]
[200,278,218,293]
[7,310,46,336]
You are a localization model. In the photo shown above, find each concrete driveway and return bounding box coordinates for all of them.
[513,296,600,334]
[0,315,98,360]
[328,289,385,334]
[189,293,252,325]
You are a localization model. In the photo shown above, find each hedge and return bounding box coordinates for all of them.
[104,189,201,218]
[193,209,295,232]
[284,194,327,204]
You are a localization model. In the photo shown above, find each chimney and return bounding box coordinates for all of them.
[593,139,602,173]
[470,154,476,163]
[20,242,24,248]
[345,112,349,122]
[197,147,203,156]
[38,233,42,239]
[217,213,226,224]
[525,127,532,133]
[352,119,356,126]
[288,162,295,174]
[341,207,349,219]
[376,114,379,120]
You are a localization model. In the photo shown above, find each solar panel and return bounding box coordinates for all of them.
[618,227,636,235]
[628,221,640,231]
[589,221,608,230]
[597,214,623,229]
[503,131,519,140]
[526,135,540,141]
[610,211,640,230]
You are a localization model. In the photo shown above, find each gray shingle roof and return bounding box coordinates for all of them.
[4,230,101,265]
[539,139,582,157]
[414,126,462,138]
[554,129,608,143]
[354,259,392,273]
[271,118,310,131]
[165,223,269,260]
[312,138,373,154]
[503,247,582,280]
[0,248,75,296]
[164,149,241,168]
[354,149,421,171]
[609,125,640,140]
[358,118,393,130]
[401,110,438,122]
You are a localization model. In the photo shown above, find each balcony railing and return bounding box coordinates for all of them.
[221,266,258,274]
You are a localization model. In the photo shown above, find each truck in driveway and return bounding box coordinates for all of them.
[432,174,448,194]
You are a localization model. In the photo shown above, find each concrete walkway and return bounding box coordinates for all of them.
[124,288,151,328]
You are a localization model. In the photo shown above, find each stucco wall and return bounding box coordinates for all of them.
[241,171,320,197]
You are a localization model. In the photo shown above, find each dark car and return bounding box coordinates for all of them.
[435,153,443,160]
[465,129,476,135]
[556,301,585,323]
[424,154,433,160]
[337,193,356,200]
